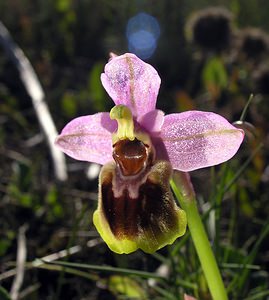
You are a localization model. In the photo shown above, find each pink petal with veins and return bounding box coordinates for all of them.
[160,111,244,171]
[138,109,165,133]
[101,53,161,117]
[55,112,116,165]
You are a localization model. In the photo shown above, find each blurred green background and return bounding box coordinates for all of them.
[1,1,269,299]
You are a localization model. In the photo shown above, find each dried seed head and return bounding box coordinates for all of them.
[186,7,233,52]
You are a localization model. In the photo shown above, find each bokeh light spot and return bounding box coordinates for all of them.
[126,12,161,59]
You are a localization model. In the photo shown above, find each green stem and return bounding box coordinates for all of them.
[171,171,228,300]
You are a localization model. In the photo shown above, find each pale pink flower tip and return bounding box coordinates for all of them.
[184,294,198,300]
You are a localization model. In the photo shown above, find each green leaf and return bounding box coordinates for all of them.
[55,0,71,12]
[88,62,107,111]
[202,57,228,89]
[46,185,58,205]
[61,92,77,117]
[44,260,165,280]
[0,286,11,300]
[107,275,147,299]
[0,239,11,256]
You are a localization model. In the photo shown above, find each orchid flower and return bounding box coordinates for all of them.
[55,53,244,254]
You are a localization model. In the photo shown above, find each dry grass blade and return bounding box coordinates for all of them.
[10,225,28,300]
[0,21,67,181]
[0,238,102,281]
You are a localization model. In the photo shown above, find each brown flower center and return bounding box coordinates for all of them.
[113,139,149,176]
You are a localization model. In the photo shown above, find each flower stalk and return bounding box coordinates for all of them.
[171,171,228,300]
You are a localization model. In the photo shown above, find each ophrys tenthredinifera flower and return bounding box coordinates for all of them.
[56,53,244,254]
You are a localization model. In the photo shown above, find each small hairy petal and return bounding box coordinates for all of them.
[55,112,116,165]
[137,109,165,134]
[160,111,244,171]
[101,53,161,117]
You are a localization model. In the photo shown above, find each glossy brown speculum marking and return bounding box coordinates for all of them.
[112,138,149,176]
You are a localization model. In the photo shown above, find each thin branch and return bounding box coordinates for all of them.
[0,21,67,181]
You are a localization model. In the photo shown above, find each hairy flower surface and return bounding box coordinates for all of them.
[56,53,244,254]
